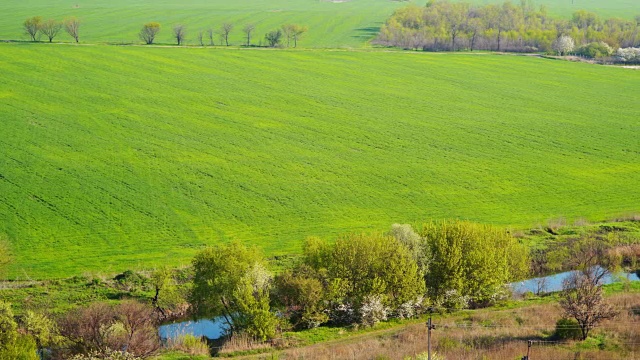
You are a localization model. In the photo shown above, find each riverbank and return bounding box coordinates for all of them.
[149,283,640,359]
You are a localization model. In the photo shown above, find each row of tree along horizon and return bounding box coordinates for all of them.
[1,220,637,358]
[376,0,640,54]
[21,16,307,47]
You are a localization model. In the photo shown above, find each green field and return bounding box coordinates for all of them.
[0,0,411,48]
[1,44,639,279]
[0,0,638,48]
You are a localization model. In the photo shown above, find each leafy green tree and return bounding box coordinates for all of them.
[313,233,425,311]
[150,266,175,308]
[233,266,278,340]
[273,265,328,329]
[265,29,282,47]
[190,242,277,339]
[388,224,431,277]
[421,221,528,306]
[139,22,160,44]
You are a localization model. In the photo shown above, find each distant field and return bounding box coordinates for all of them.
[468,0,639,18]
[1,44,639,279]
[1,1,638,48]
[0,0,411,48]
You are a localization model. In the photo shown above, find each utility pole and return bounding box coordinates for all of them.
[522,340,532,360]
[427,316,436,360]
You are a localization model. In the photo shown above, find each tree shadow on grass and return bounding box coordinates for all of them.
[352,25,382,40]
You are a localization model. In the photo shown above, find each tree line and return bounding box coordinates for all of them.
[190,221,529,340]
[375,0,640,56]
[21,16,307,48]
[141,22,307,47]
[23,16,80,43]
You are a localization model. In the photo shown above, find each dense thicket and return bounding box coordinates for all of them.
[375,0,640,53]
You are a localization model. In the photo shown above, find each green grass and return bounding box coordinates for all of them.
[0,44,639,279]
[0,0,412,48]
[1,0,637,49]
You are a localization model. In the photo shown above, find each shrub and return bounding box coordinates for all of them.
[359,295,388,326]
[616,47,640,63]
[554,318,582,340]
[575,42,613,58]
[58,301,160,358]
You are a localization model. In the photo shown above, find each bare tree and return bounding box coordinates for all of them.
[23,16,42,42]
[58,301,160,357]
[197,31,204,46]
[139,22,161,45]
[207,28,214,46]
[559,270,617,340]
[173,24,186,45]
[281,24,294,47]
[40,19,62,43]
[243,24,256,46]
[64,17,80,43]
[220,23,233,46]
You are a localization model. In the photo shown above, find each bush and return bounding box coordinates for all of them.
[575,42,613,58]
[58,301,160,358]
[359,295,388,327]
[554,318,582,340]
[616,47,640,63]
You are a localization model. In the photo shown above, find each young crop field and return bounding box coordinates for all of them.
[0,0,637,48]
[0,44,638,279]
[0,0,410,48]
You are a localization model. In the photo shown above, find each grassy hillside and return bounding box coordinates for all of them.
[1,44,639,278]
[0,0,412,48]
[1,1,637,48]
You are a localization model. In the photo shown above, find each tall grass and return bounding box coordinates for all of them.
[280,293,640,359]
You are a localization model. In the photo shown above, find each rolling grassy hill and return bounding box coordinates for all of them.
[1,44,639,279]
[0,0,411,48]
[1,0,638,48]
